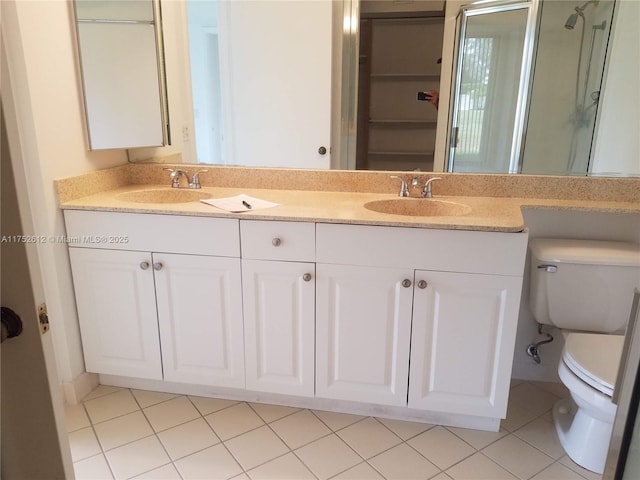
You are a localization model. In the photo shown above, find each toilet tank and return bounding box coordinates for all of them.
[529,239,640,333]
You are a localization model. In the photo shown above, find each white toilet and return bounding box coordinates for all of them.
[528,238,640,474]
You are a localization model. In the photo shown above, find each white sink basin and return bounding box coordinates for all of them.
[116,188,211,204]
[364,198,471,217]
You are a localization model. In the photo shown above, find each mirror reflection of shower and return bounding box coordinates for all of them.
[520,0,616,175]
[564,1,608,172]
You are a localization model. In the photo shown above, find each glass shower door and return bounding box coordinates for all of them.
[447,1,537,173]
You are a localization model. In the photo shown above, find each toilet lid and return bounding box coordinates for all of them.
[562,333,625,396]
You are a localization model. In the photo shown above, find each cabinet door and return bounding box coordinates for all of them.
[154,253,245,388]
[316,264,413,406]
[409,270,523,418]
[242,260,315,396]
[69,247,162,379]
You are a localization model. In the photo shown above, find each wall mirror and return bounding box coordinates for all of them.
[126,0,638,177]
[74,0,169,150]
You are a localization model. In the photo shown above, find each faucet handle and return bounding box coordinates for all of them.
[189,169,209,189]
[163,168,184,187]
[390,176,410,197]
[422,177,442,198]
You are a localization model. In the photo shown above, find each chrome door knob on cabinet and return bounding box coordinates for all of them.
[402,279,412,288]
[303,273,312,282]
[272,238,282,247]
[153,263,163,271]
[318,146,327,155]
[140,261,150,270]
[418,280,428,289]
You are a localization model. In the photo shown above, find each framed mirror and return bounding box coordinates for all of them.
[73,0,169,150]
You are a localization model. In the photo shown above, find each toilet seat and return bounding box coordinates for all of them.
[562,333,624,397]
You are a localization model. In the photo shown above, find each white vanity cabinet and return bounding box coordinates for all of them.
[409,270,524,418]
[316,223,528,418]
[315,263,414,406]
[68,247,163,380]
[240,221,316,397]
[65,211,245,388]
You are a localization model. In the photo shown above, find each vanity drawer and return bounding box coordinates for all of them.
[240,220,315,261]
[316,223,528,276]
[64,210,240,257]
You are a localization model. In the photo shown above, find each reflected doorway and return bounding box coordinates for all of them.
[356,3,445,171]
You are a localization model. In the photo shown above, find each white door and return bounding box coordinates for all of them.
[69,247,162,380]
[219,0,332,168]
[316,264,414,406]
[408,270,522,417]
[154,253,245,388]
[1,120,72,478]
[242,259,315,396]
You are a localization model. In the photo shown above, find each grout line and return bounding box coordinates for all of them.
[73,381,578,480]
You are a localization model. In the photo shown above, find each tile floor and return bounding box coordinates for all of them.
[65,380,603,480]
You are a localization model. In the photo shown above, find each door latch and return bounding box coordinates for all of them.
[38,303,50,334]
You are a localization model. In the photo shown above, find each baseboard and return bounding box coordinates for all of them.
[99,374,501,432]
[62,372,99,405]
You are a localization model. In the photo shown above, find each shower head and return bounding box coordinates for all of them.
[564,0,598,29]
[565,12,580,29]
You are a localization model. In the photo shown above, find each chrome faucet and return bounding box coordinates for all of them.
[390,176,410,197]
[421,177,442,198]
[163,168,208,189]
[189,170,208,189]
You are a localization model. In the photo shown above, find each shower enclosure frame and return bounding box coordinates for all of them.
[446,0,540,174]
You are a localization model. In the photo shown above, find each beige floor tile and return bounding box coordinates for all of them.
[69,427,103,462]
[131,389,180,408]
[446,452,518,480]
[93,411,154,451]
[270,410,331,449]
[530,462,588,480]
[447,426,508,450]
[83,385,125,402]
[246,452,315,480]
[189,395,239,416]
[249,402,300,423]
[65,402,91,432]
[143,396,201,432]
[73,453,114,480]
[377,417,433,440]
[174,444,243,480]
[513,416,565,459]
[333,462,385,479]
[508,383,561,417]
[510,379,525,389]
[535,381,570,399]
[224,425,289,471]
[133,463,182,479]
[312,409,365,431]
[205,403,265,441]
[558,455,603,480]
[500,401,543,432]
[482,435,554,479]
[84,390,140,424]
[157,418,220,461]
[294,434,361,480]
[368,443,440,480]
[431,473,454,480]
[105,436,170,480]
[407,426,475,470]
[337,417,402,459]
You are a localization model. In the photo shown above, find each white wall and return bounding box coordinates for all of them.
[591,0,640,176]
[3,0,128,401]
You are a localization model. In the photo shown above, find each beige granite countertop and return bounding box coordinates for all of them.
[55,164,640,233]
